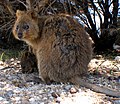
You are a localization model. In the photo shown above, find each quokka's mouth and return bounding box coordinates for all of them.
[18,32,23,39]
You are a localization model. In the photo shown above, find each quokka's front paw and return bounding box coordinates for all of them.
[20,51,38,73]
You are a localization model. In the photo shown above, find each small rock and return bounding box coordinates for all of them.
[114,56,120,62]
[56,97,62,103]
[21,98,29,104]
[14,97,21,101]
[70,87,78,94]
[10,62,14,65]
[0,66,4,70]
[113,100,120,104]
[0,97,4,100]
[10,58,14,62]
[14,63,17,66]
[17,61,20,64]
[3,101,10,103]
[6,90,14,97]
[64,85,72,91]
[51,92,60,98]
[0,61,4,65]
[0,83,4,88]
[29,97,35,103]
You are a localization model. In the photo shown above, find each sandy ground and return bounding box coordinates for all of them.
[0,55,120,104]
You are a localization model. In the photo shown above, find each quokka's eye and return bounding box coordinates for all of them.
[23,24,29,30]
[16,25,19,30]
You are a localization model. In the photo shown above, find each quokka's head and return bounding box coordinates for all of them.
[13,10,39,42]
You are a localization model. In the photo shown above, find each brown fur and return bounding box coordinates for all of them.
[20,51,38,73]
[13,10,120,97]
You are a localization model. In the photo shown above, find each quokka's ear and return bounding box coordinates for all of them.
[27,10,38,21]
[16,10,38,21]
[16,10,25,18]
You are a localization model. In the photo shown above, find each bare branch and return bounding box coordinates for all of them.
[0,0,15,15]
[16,0,27,9]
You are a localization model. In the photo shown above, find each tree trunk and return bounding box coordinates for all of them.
[112,0,118,27]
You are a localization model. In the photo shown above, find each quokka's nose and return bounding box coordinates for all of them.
[18,32,23,39]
